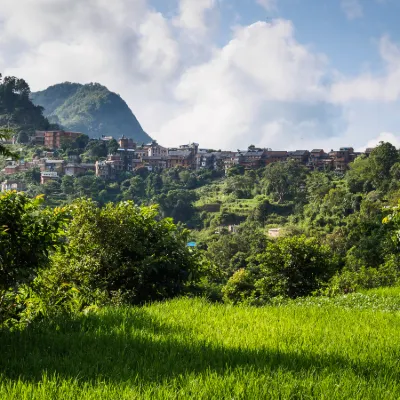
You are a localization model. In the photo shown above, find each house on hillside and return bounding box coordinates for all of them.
[1,180,26,192]
[289,150,310,164]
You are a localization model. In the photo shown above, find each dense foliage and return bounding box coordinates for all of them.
[0,74,54,137]
[31,82,152,142]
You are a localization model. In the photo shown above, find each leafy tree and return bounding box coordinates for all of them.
[156,189,198,224]
[0,128,17,158]
[369,142,399,190]
[107,138,119,154]
[345,155,374,193]
[0,192,67,321]
[48,199,198,305]
[264,160,307,203]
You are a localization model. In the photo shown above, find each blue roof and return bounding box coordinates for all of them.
[187,242,197,247]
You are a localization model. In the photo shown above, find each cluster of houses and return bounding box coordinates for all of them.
[0,129,375,191]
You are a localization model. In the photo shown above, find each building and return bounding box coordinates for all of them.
[40,159,66,174]
[328,148,355,172]
[118,136,136,150]
[308,149,328,170]
[142,156,167,171]
[265,151,288,165]
[35,130,83,149]
[289,150,310,164]
[65,163,96,176]
[195,152,215,170]
[95,154,125,178]
[237,148,266,169]
[148,141,168,157]
[1,180,26,192]
[34,130,45,146]
[167,149,193,168]
[40,171,58,184]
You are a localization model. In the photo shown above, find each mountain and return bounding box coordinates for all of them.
[31,82,152,143]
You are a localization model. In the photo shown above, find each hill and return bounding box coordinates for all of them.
[0,75,52,139]
[1,293,400,399]
[31,82,152,143]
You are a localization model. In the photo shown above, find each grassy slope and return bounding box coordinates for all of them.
[1,290,400,399]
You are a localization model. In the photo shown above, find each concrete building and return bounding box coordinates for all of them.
[35,130,83,149]
[41,171,58,184]
[1,180,26,192]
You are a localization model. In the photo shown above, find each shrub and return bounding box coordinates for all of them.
[44,199,199,307]
[0,191,68,324]
[222,236,337,305]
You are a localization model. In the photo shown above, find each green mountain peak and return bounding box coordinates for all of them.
[31,82,152,143]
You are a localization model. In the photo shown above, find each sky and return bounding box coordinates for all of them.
[1,0,400,151]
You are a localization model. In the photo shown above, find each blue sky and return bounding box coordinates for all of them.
[1,0,400,150]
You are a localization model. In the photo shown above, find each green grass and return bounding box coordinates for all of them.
[1,293,400,399]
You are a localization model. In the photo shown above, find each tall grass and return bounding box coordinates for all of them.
[1,292,400,399]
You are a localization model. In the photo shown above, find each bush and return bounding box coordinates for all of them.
[0,191,68,325]
[222,236,337,305]
[324,255,400,296]
[42,199,199,308]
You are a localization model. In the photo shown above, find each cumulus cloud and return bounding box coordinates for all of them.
[0,0,397,151]
[173,0,216,35]
[331,36,400,103]
[341,0,364,20]
[358,132,400,151]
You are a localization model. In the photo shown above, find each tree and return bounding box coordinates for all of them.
[0,128,17,158]
[264,160,307,203]
[369,142,399,190]
[48,199,198,305]
[223,236,337,304]
[156,189,198,224]
[0,192,67,317]
[107,138,119,154]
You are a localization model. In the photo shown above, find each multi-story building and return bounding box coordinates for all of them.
[141,156,167,171]
[118,136,136,150]
[1,180,26,192]
[308,149,328,170]
[237,148,266,169]
[167,149,193,168]
[265,151,288,165]
[35,130,83,149]
[148,141,168,157]
[289,150,310,164]
[65,163,96,177]
[40,171,59,185]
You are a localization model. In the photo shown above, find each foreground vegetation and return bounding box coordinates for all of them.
[1,293,400,399]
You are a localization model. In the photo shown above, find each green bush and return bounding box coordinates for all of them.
[42,199,199,308]
[0,191,68,325]
[222,236,337,305]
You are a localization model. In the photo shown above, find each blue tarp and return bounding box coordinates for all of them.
[187,242,197,247]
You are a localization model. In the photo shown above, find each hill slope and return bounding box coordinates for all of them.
[31,82,152,143]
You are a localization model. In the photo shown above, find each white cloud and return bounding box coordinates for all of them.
[358,132,400,151]
[341,0,363,20]
[330,36,400,103]
[256,0,277,11]
[173,0,216,35]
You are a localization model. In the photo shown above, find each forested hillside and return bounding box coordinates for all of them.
[0,75,53,142]
[31,82,152,143]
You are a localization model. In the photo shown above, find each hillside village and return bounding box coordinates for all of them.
[1,129,375,190]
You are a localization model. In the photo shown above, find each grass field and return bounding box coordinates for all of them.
[1,290,400,399]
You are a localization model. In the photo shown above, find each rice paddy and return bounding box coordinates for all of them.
[1,289,400,399]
